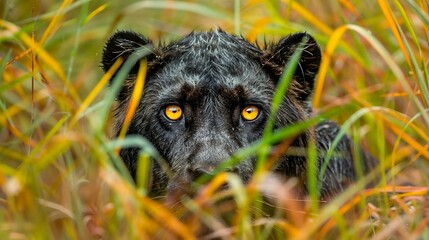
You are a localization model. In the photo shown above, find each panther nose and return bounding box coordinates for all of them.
[186,166,238,181]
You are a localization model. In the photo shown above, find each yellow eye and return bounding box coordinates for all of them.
[241,105,259,121]
[165,105,183,121]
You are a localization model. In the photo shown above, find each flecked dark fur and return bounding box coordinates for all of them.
[101,29,376,200]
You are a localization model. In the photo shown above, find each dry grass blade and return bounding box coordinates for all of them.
[72,57,124,125]
[117,59,147,142]
[83,4,107,25]
[282,0,332,35]
[0,20,80,102]
[377,0,411,67]
[38,0,73,46]
[313,25,348,109]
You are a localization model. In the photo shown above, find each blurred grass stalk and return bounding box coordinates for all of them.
[0,0,428,239]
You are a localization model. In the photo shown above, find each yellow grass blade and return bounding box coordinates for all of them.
[36,140,71,170]
[351,23,429,124]
[339,0,358,16]
[246,17,271,42]
[0,103,25,127]
[282,0,333,35]
[6,48,32,68]
[0,91,50,147]
[140,196,196,239]
[392,0,421,53]
[71,57,124,125]
[382,90,422,98]
[196,173,228,203]
[117,59,147,142]
[314,23,429,125]
[389,123,429,160]
[101,167,195,239]
[28,115,69,160]
[387,145,415,163]
[341,81,429,143]
[140,196,196,240]
[0,146,28,162]
[337,83,429,160]
[0,20,80,102]
[249,0,263,4]
[83,4,108,25]
[313,25,348,108]
[377,0,411,67]
[2,123,37,147]
[39,0,73,46]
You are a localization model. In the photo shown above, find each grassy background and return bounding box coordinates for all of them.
[1,0,429,239]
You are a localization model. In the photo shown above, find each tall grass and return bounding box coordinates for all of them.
[1,0,428,239]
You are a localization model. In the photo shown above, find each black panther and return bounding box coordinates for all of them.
[101,29,376,201]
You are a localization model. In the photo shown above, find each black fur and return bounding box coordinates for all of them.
[101,29,375,200]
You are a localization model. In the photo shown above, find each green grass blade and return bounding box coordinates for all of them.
[257,38,304,169]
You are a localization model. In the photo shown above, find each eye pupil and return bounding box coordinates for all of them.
[165,105,182,121]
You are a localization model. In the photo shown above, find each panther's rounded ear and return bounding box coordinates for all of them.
[267,32,321,101]
[101,30,153,79]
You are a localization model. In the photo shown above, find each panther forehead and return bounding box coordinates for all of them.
[147,34,270,93]
[165,29,261,54]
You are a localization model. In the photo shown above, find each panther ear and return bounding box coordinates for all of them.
[101,30,154,79]
[267,32,321,101]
